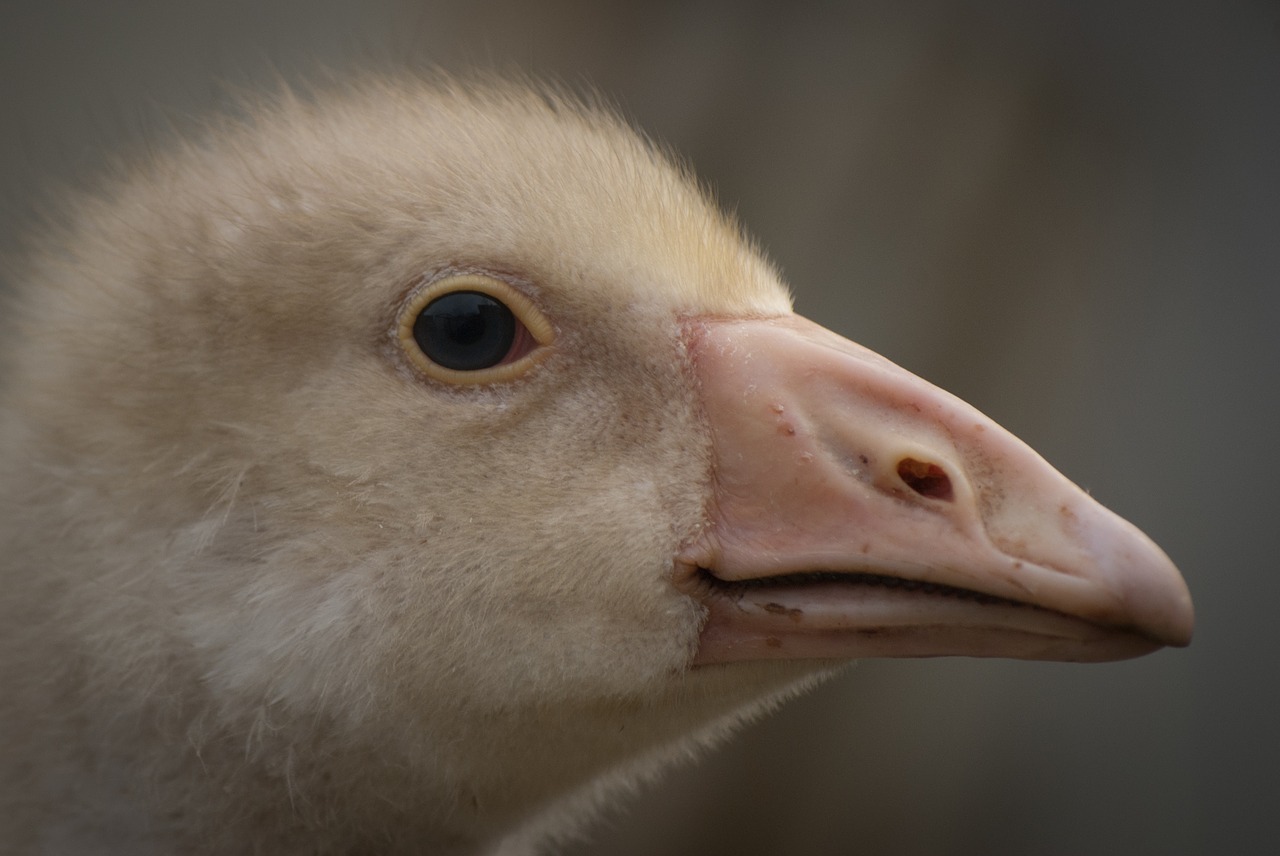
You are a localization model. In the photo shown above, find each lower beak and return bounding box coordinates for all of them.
[676,314,1193,665]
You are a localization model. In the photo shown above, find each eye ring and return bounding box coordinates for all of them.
[396,274,555,385]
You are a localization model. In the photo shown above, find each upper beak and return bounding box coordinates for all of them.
[675,314,1194,665]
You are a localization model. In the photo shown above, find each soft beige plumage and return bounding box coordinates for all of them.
[0,78,1192,855]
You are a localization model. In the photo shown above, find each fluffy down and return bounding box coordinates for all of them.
[0,78,821,856]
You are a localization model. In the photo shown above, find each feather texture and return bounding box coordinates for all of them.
[0,77,813,856]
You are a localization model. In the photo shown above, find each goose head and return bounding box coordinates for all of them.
[0,79,1192,854]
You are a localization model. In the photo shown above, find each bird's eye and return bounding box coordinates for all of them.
[414,291,518,371]
[396,274,554,385]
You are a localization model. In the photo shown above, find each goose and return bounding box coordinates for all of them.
[0,77,1193,856]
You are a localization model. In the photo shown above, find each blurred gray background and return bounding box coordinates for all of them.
[1,1,1274,854]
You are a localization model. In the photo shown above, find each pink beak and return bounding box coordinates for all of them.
[675,314,1194,664]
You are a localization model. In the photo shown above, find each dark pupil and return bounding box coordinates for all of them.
[412,291,517,371]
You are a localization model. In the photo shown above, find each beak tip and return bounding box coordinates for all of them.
[1081,506,1194,652]
[1164,592,1195,648]
[1130,563,1194,650]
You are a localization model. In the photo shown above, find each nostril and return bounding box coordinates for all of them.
[897,458,954,502]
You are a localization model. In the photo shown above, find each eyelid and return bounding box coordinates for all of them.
[396,274,555,385]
